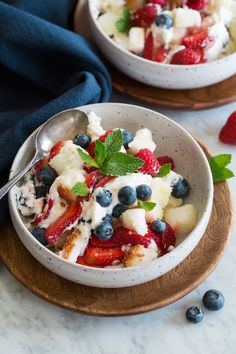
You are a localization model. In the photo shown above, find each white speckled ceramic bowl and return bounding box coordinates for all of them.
[88,0,236,89]
[9,103,213,288]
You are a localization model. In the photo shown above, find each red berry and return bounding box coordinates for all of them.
[170,48,201,65]
[77,247,125,267]
[87,129,113,157]
[132,4,158,28]
[146,0,166,7]
[31,199,54,226]
[157,155,175,169]
[154,45,168,62]
[182,28,214,49]
[152,223,176,256]
[187,0,205,10]
[143,32,154,60]
[219,111,236,145]
[135,148,160,175]
[49,141,65,160]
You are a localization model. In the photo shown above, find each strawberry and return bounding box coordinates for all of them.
[49,141,65,160]
[152,223,176,255]
[154,45,168,63]
[85,170,101,189]
[83,163,97,173]
[33,158,49,181]
[219,111,236,145]
[146,0,166,6]
[87,129,113,157]
[96,175,115,188]
[135,148,160,175]
[186,0,205,10]
[77,247,125,267]
[31,199,54,226]
[182,28,214,49]
[157,155,175,169]
[132,4,158,28]
[45,203,82,245]
[143,32,154,60]
[170,48,201,65]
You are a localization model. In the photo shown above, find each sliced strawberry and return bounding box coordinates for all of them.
[170,48,201,65]
[76,257,88,266]
[154,45,168,63]
[96,175,115,188]
[186,0,205,10]
[143,32,154,60]
[87,129,113,157]
[182,28,214,49]
[85,170,101,189]
[78,247,125,267]
[89,237,119,248]
[31,199,54,226]
[49,141,65,160]
[152,223,176,256]
[157,155,175,169]
[33,158,49,181]
[132,4,158,28]
[83,163,97,173]
[45,203,82,245]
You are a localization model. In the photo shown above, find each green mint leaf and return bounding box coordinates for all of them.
[115,8,132,33]
[208,154,234,183]
[77,148,99,168]
[155,163,171,178]
[71,182,90,196]
[101,152,144,176]
[103,129,123,153]
[95,140,107,167]
[138,200,156,211]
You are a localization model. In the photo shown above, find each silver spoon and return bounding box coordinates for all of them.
[0,108,89,200]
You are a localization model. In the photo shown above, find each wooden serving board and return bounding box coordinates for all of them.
[74,0,236,110]
[0,144,233,317]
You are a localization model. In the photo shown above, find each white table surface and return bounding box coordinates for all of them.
[1,92,236,354]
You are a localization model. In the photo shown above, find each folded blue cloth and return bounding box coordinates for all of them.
[0,0,111,225]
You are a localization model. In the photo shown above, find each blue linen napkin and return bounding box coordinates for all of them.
[0,0,111,225]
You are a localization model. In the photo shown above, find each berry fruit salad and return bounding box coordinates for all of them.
[96,0,236,64]
[16,112,198,268]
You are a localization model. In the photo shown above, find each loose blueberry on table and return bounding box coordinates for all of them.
[15,111,198,268]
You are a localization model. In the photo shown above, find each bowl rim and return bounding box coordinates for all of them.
[88,0,236,70]
[9,103,214,273]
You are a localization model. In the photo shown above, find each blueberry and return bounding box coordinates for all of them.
[151,219,166,233]
[171,178,190,198]
[186,306,204,324]
[155,14,173,29]
[118,186,137,205]
[39,166,57,186]
[112,204,127,218]
[102,214,113,224]
[35,185,48,199]
[94,222,113,240]
[122,130,133,148]
[31,227,47,245]
[96,189,112,207]
[73,134,91,149]
[202,290,225,311]
[136,184,152,201]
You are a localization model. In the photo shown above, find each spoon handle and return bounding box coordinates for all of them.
[0,153,42,200]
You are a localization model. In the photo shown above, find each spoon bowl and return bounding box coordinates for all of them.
[0,108,89,199]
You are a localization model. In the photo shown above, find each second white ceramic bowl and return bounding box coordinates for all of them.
[88,0,236,89]
[9,103,213,288]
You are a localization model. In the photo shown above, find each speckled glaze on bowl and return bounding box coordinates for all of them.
[88,0,236,89]
[9,103,213,288]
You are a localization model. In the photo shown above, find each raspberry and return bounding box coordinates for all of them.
[152,223,176,255]
[143,32,154,60]
[132,4,158,28]
[135,148,160,175]
[154,45,168,62]
[219,111,236,145]
[157,155,175,169]
[187,0,205,10]
[182,28,214,49]
[170,48,201,65]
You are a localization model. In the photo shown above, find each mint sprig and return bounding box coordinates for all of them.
[77,129,144,177]
[138,200,156,211]
[71,182,90,196]
[208,154,234,183]
[116,8,132,33]
[155,163,171,178]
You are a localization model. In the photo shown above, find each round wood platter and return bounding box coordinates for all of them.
[0,144,233,316]
[74,0,236,111]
